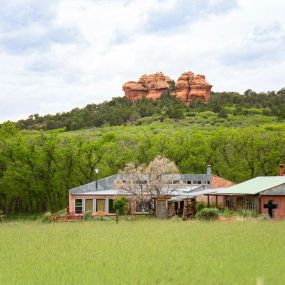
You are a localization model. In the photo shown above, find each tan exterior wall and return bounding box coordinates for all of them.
[69,195,116,215]
[69,194,134,215]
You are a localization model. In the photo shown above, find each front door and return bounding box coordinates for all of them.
[156,200,166,218]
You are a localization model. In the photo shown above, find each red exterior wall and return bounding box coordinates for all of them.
[196,176,235,206]
[260,196,285,219]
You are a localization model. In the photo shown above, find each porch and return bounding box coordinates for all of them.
[212,194,260,214]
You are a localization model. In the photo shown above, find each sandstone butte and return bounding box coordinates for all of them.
[122,71,212,104]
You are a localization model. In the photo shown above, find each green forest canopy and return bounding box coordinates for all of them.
[0,89,285,214]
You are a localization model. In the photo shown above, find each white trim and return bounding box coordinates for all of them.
[105,198,109,213]
[93,198,97,213]
[82,198,86,213]
[74,198,83,214]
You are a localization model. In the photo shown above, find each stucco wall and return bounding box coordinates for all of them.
[260,196,285,219]
[69,195,117,215]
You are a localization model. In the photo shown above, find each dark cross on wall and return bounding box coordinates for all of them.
[263,200,278,218]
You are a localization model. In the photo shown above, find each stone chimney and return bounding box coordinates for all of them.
[280,164,284,176]
[207,165,212,175]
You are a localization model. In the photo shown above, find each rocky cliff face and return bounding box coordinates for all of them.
[123,72,175,101]
[123,71,212,104]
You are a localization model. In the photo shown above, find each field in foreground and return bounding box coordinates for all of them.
[0,219,284,285]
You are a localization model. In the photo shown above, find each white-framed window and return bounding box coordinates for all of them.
[75,199,83,214]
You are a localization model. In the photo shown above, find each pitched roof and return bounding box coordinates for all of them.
[216,176,285,195]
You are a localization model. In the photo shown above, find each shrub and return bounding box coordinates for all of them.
[94,216,111,222]
[41,212,52,223]
[113,197,129,214]
[221,208,233,217]
[257,214,271,221]
[195,208,219,221]
[196,201,207,212]
[57,209,67,217]
[84,211,93,221]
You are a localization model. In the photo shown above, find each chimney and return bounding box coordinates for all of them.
[280,164,284,176]
[207,164,212,175]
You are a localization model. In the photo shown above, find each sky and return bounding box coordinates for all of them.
[0,0,285,122]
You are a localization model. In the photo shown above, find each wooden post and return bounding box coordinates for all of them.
[116,210,119,224]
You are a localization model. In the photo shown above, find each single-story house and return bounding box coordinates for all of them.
[211,166,285,219]
[69,165,233,218]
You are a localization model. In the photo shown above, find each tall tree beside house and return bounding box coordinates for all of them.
[115,156,180,212]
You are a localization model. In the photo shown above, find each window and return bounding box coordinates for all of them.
[198,181,202,184]
[193,181,198,184]
[173,180,180,184]
[207,181,211,185]
[85,199,93,213]
[187,181,192,185]
[96,199,105,212]
[109,199,116,213]
[75,199,83,214]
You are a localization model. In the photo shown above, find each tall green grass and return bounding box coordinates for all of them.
[0,220,284,284]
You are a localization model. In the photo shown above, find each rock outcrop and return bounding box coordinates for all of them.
[176,72,212,103]
[123,72,175,101]
[123,71,212,104]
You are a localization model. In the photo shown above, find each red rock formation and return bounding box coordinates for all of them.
[123,72,175,101]
[176,72,195,103]
[176,72,212,103]
[123,71,212,104]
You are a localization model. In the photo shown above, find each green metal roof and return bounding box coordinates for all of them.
[217,176,285,195]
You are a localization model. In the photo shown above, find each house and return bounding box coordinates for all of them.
[68,165,233,218]
[212,165,285,219]
[69,175,132,215]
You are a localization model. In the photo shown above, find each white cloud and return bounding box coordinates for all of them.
[0,0,285,122]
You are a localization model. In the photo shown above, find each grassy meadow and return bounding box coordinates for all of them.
[0,219,285,285]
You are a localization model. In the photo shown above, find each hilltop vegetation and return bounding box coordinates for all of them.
[16,89,285,131]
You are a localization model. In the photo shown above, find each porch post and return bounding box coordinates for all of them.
[82,198,86,214]
[93,198,97,213]
[105,198,109,213]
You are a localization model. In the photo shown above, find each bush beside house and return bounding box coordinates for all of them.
[195,208,219,220]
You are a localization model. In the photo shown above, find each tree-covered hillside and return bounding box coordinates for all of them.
[15,89,285,131]
[0,89,285,214]
[0,117,285,214]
